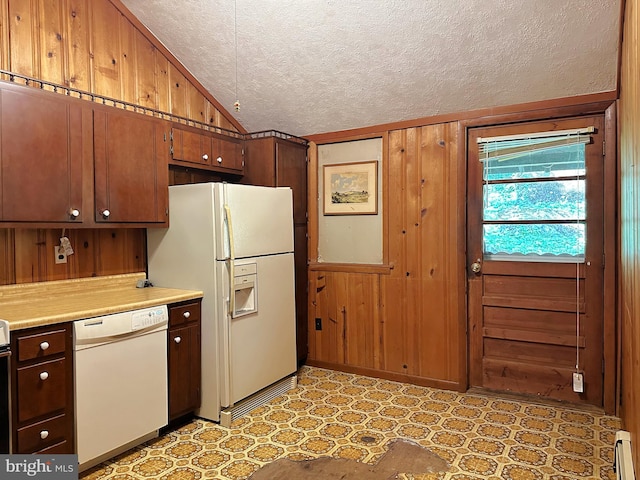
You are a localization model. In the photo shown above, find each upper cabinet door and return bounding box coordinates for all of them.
[93,108,169,225]
[213,136,243,173]
[0,86,89,223]
[171,127,212,166]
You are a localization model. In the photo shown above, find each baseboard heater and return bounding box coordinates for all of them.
[615,431,636,480]
[220,375,297,428]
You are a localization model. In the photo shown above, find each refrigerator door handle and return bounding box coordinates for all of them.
[224,204,236,316]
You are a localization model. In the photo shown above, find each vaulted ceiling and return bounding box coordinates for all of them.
[120,0,621,137]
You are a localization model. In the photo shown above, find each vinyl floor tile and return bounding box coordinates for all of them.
[80,366,620,479]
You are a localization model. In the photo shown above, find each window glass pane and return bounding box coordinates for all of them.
[483,143,585,181]
[484,180,585,221]
[483,223,585,258]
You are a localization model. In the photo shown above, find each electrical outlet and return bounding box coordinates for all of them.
[54,246,67,264]
[315,318,322,331]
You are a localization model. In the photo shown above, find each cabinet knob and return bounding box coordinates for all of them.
[69,208,80,218]
[101,209,111,219]
[39,371,49,381]
[183,311,191,319]
[216,156,223,163]
[40,430,49,440]
[202,154,209,160]
[40,341,50,351]
[174,336,182,344]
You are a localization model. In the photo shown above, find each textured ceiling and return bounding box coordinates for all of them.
[120,0,621,137]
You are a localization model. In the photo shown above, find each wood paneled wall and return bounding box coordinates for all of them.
[0,0,243,286]
[619,0,639,467]
[0,0,241,132]
[308,123,465,390]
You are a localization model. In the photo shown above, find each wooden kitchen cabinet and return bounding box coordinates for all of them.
[10,323,74,454]
[170,124,244,176]
[171,125,212,166]
[0,82,92,224]
[167,300,201,420]
[0,80,170,228]
[212,135,244,173]
[94,107,170,225]
[242,133,309,364]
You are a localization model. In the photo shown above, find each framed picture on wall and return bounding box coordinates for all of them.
[323,161,378,215]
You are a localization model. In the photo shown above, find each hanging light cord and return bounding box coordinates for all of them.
[234,0,239,110]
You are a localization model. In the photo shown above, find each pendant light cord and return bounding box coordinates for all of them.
[234,0,239,108]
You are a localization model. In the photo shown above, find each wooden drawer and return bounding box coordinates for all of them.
[16,329,66,362]
[16,358,67,423]
[169,302,201,327]
[35,440,68,454]
[16,414,67,453]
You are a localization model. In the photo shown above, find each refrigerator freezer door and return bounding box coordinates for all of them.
[218,253,297,407]
[215,183,294,260]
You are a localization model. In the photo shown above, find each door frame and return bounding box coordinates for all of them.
[459,100,617,414]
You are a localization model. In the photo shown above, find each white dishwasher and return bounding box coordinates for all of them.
[74,305,169,471]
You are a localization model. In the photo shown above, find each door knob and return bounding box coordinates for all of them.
[174,336,182,344]
[101,209,111,219]
[470,260,482,273]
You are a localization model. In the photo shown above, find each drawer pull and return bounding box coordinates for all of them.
[183,311,191,319]
[40,341,50,351]
[174,336,182,344]
[39,371,49,381]
[40,430,49,440]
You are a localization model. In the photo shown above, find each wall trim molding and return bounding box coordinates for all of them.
[306,91,618,143]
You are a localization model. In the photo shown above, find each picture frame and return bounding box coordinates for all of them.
[323,160,378,215]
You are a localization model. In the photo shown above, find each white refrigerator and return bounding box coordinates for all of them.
[147,182,297,422]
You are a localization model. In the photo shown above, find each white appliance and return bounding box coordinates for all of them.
[147,183,297,424]
[73,306,168,471]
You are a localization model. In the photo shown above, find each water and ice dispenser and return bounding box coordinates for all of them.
[232,263,257,317]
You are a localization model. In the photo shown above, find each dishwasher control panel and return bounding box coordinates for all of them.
[74,305,168,348]
[132,306,169,331]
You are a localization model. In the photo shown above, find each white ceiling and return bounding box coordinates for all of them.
[120,0,621,138]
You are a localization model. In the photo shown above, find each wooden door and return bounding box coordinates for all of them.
[467,115,605,407]
[168,323,200,420]
[275,139,309,363]
[94,108,169,224]
[0,86,89,223]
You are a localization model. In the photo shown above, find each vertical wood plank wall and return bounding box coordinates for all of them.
[0,0,242,285]
[619,0,639,467]
[308,123,465,389]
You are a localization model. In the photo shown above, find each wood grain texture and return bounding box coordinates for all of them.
[309,123,463,389]
[0,0,241,131]
[619,0,639,468]
[63,0,90,91]
[3,228,147,286]
[90,0,120,99]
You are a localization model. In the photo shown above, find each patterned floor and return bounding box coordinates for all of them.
[81,366,621,479]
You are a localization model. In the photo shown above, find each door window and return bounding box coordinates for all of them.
[478,131,591,262]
